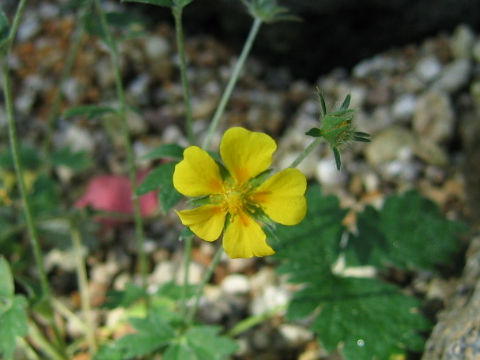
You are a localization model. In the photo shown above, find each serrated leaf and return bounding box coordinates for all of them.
[164,326,238,360]
[115,310,175,358]
[121,0,174,7]
[306,275,429,360]
[273,187,431,359]
[348,191,468,270]
[0,296,28,359]
[101,283,147,309]
[142,144,184,161]
[63,105,116,119]
[137,162,182,212]
[49,147,92,171]
[0,5,9,49]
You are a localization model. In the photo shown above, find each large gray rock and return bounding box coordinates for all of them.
[423,236,480,360]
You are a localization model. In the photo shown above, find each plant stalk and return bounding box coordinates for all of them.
[94,0,148,288]
[202,17,262,149]
[289,138,322,168]
[173,5,194,145]
[227,304,286,337]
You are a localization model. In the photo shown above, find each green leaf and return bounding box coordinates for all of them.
[0,5,9,50]
[142,144,184,161]
[318,92,327,116]
[164,326,238,360]
[49,147,92,171]
[94,344,124,360]
[121,0,174,7]
[102,283,148,309]
[115,310,175,358]
[0,296,28,359]
[137,162,182,212]
[63,105,116,119]
[306,276,429,360]
[348,191,468,271]
[273,187,431,359]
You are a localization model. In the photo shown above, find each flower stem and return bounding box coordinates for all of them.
[186,246,223,326]
[1,0,66,355]
[180,234,193,317]
[202,17,262,149]
[70,222,97,353]
[94,0,148,288]
[227,304,286,337]
[173,6,194,145]
[43,3,87,152]
[289,138,322,168]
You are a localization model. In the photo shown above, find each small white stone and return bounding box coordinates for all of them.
[278,324,314,347]
[64,125,95,153]
[315,158,346,187]
[415,56,442,83]
[392,94,417,121]
[221,274,251,295]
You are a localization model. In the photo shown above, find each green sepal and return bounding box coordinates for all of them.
[305,128,322,138]
[333,147,341,170]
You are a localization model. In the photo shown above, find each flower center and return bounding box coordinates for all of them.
[224,187,245,215]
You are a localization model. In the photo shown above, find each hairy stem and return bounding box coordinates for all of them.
[202,17,262,149]
[173,6,194,145]
[94,0,148,288]
[289,138,322,168]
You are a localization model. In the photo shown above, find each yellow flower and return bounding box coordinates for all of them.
[173,127,307,259]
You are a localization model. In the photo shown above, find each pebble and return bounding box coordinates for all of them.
[221,274,251,295]
[63,125,95,153]
[392,94,417,121]
[432,59,471,93]
[413,90,455,143]
[414,56,442,83]
[450,25,475,59]
[278,324,314,347]
[364,126,416,166]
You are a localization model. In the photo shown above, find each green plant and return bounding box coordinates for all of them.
[0,0,469,359]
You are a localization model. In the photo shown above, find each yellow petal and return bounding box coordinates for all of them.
[222,211,274,258]
[252,168,307,225]
[220,127,277,185]
[173,146,224,197]
[176,205,226,241]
